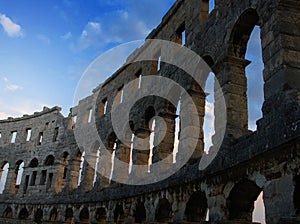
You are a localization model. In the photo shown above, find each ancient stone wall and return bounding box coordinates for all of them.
[0,0,299,223]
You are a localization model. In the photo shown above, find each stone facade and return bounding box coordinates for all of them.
[0,0,299,223]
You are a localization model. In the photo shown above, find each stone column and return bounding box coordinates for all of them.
[259,1,300,129]
[3,167,16,194]
[176,89,206,165]
[80,153,97,192]
[112,140,131,185]
[68,157,81,191]
[130,129,150,183]
[213,57,250,143]
[96,148,113,190]
[151,112,175,174]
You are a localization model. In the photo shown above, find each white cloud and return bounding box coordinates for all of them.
[5,84,22,91]
[61,31,72,40]
[0,13,23,38]
[37,34,51,45]
[3,77,8,82]
[75,10,150,50]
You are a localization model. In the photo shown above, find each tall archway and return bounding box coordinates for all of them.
[0,162,9,194]
[15,160,24,192]
[3,206,13,218]
[34,208,43,223]
[114,203,124,223]
[155,198,171,222]
[49,207,58,221]
[95,207,106,223]
[79,206,89,222]
[135,201,146,223]
[65,207,73,222]
[229,8,264,132]
[227,180,262,221]
[18,208,29,220]
[185,191,208,222]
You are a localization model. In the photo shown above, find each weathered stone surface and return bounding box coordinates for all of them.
[0,0,299,223]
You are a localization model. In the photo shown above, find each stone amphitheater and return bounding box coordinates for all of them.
[0,0,299,223]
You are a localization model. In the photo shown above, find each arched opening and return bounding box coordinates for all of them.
[29,158,39,168]
[34,208,43,223]
[155,198,171,222]
[65,208,73,222]
[228,180,262,221]
[44,155,55,166]
[15,161,24,191]
[3,206,13,218]
[82,142,99,192]
[0,162,9,194]
[114,203,124,223]
[229,9,264,132]
[135,201,146,223]
[77,151,85,186]
[294,175,300,217]
[62,151,70,179]
[49,207,58,221]
[18,208,29,220]
[95,207,106,222]
[79,206,89,222]
[246,25,264,131]
[185,191,208,222]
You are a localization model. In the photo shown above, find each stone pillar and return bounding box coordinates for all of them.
[130,129,150,183]
[176,89,205,165]
[151,112,175,174]
[96,148,112,190]
[112,140,131,185]
[68,157,81,191]
[264,175,295,223]
[259,1,300,128]
[80,153,97,192]
[213,57,250,142]
[4,167,16,194]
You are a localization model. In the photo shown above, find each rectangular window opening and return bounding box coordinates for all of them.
[158,55,162,71]
[118,86,124,103]
[87,108,93,123]
[26,128,32,142]
[46,173,53,191]
[38,132,43,145]
[176,22,186,46]
[11,131,17,143]
[53,127,59,142]
[40,170,47,185]
[30,171,37,186]
[134,70,142,90]
[101,99,108,115]
[63,167,68,179]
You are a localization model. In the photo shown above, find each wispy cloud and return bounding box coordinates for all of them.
[61,31,72,40]
[2,77,23,91]
[0,13,23,38]
[37,34,51,45]
[6,84,22,91]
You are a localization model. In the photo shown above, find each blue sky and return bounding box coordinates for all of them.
[0,0,176,118]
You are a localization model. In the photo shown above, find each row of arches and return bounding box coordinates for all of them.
[1,175,300,222]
